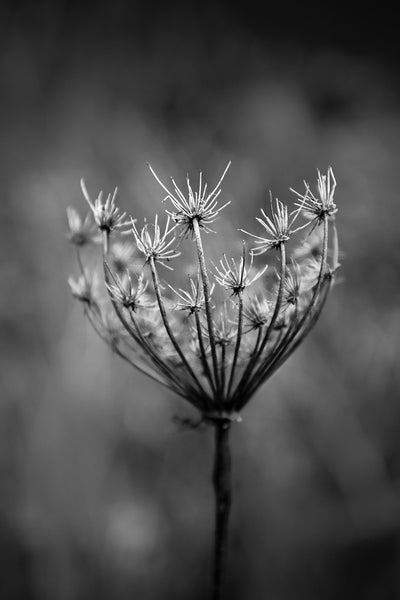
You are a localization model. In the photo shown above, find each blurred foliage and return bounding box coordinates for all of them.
[1,2,400,599]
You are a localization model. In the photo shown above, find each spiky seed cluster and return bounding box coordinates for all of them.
[168,276,212,314]
[213,245,268,296]
[240,194,308,255]
[280,260,302,309]
[243,297,271,332]
[68,164,339,418]
[131,215,180,269]
[291,167,337,230]
[105,267,153,311]
[81,179,129,233]
[149,162,231,235]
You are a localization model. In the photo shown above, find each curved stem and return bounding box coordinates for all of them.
[195,309,216,396]
[231,243,286,404]
[212,420,232,600]
[101,234,193,400]
[237,217,331,407]
[84,307,171,389]
[149,255,207,397]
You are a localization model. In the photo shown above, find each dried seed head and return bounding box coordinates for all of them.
[68,164,340,414]
[280,260,301,309]
[291,167,337,229]
[213,244,268,296]
[204,304,237,347]
[131,215,180,269]
[240,192,308,255]
[80,179,129,233]
[149,162,231,235]
[168,275,213,314]
[105,266,153,311]
[243,296,271,332]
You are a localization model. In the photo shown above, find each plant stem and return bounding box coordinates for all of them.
[212,419,232,600]
[192,218,220,394]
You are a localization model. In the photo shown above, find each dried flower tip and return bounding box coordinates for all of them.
[291,167,337,228]
[240,193,307,255]
[213,246,268,296]
[148,162,231,235]
[106,266,153,311]
[66,207,99,246]
[80,178,129,233]
[243,296,271,331]
[131,214,180,269]
[168,275,213,314]
[279,260,302,308]
[203,305,236,347]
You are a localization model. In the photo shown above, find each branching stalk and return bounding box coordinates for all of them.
[149,255,207,398]
[231,243,286,405]
[101,234,192,400]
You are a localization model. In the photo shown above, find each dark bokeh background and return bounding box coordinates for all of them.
[1,2,400,599]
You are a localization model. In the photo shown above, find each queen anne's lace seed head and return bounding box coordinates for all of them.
[105,266,153,311]
[80,179,130,233]
[291,167,337,229]
[213,245,268,296]
[240,193,308,255]
[131,214,180,269]
[148,162,231,235]
[68,164,340,415]
[243,296,271,332]
[205,305,237,347]
[279,260,302,309]
[168,276,213,314]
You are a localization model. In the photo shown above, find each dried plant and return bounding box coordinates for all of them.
[67,163,339,599]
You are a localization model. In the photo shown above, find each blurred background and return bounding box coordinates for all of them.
[1,1,400,598]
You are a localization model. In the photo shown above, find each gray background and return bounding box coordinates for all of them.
[1,2,400,598]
